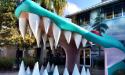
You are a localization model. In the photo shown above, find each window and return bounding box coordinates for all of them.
[79,18,83,25]
[83,16,90,25]
[103,6,114,19]
[84,48,91,67]
[122,2,125,16]
[72,16,77,24]
[105,9,113,19]
[114,8,122,17]
[113,4,122,17]
[80,13,90,25]
[84,18,90,25]
[123,8,125,16]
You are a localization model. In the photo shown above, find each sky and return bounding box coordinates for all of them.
[64,0,101,15]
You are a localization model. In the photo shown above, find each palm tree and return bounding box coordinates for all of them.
[92,12,109,35]
[37,0,67,15]
[92,11,109,57]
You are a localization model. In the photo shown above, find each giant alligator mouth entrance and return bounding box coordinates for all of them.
[15,0,125,74]
[15,0,125,51]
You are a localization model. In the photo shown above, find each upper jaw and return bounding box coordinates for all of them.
[15,0,31,18]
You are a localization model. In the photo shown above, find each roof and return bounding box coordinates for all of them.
[66,0,118,17]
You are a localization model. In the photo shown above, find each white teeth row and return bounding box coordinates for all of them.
[20,61,90,75]
[19,13,88,49]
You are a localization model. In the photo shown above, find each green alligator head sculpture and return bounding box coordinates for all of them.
[15,0,125,52]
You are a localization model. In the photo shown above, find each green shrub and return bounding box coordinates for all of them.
[0,57,15,71]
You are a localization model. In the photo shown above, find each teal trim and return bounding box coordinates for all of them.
[15,0,125,52]
[108,61,125,75]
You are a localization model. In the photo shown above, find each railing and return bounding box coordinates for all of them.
[18,61,91,75]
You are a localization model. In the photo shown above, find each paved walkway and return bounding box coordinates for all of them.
[0,72,18,75]
[0,69,104,75]
[92,69,104,75]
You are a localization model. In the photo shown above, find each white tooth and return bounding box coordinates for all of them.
[81,66,86,75]
[50,64,55,72]
[72,64,80,75]
[86,69,90,75]
[36,27,41,47]
[53,66,59,75]
[26,67,31,75]
[42,34,47,50]
[49,37,54,50]
[82,39,87,47]
[28,13,40,38]
[74,33,82,49]
[64,18,72,44]
[53,23,61,49]
[40,65,44,75]
[29,13,41,47]
[64,31,72,44]
[19,18,27,39]
[43,69,48,75]
[46,62,50,72]
[32,62,40,75]
[63,67,69,75]
[43,17,51,34]
[18,61,26,75]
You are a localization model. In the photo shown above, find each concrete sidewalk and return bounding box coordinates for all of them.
[0,72,18,75]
